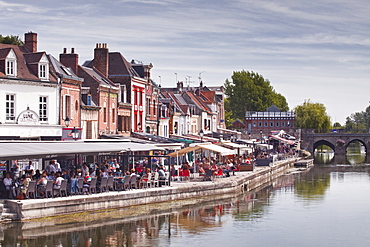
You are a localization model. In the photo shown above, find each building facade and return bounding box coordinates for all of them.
[245,105,296,135]
[0,32,62,140]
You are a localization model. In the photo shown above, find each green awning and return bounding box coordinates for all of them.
[173,139,194,144]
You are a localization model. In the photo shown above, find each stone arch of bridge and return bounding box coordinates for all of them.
[313,140,336,152]
[345,138,367,153]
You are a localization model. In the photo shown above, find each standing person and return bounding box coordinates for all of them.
[157,165,166,187]
[81,163,89,177]
[24,161,35,175]
[52,160,61,173]
[45,160,56,175]
[12,160,20,179]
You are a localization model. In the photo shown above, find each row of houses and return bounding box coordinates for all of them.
[0,32,226,141]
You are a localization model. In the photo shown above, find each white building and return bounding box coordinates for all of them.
[0,33,61,140]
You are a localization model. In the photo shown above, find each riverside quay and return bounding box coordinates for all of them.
[0,139,302,221]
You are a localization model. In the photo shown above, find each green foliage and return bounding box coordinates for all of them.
[294,99,331,132]
[224,70,289,120]
[295,173,330,200]
[224,98,235,127]
[333,122,342,128]
[344,105,370,133]
[0,35,24,45]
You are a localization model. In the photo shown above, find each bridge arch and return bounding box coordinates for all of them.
[345,139,367,154]
[313,140,336,153]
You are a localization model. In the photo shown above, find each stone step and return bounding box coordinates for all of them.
[2,207,13,213]
[1,212,18,221]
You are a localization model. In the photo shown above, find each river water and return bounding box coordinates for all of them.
[2,153,370,247]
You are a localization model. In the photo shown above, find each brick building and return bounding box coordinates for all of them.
[245,105,296,135]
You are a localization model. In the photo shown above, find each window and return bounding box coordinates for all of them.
[112,108,115,123]
[146,98,150,116]
[253,122,256,127]
[270,122,274,127]
[258,122,262,127]
[6,94,15,121]
[87,95,91,106]
[282,122,285,127]
[39,64,47,79]
[39,96,48,122]
[6,61,15,76]
[65,95,71,119]
[161,105,166,117]
[103,107,107,123]
[153,100,156,116]
[276,122,279,127]
[264,122,268,127]
[5,49,17,76]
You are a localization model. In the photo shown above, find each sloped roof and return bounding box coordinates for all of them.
[23,52,44,64]
[184,91,212,113]
[0,48,11,59]
[200,91,215,102]
[79,66,118,88]
[84,52,140,77]
[267,105,280,112]
[48,54,82,81]
[0,44,56,82]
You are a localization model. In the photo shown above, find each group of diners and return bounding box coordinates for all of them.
[0,158,170,200]
[170,154,256,181]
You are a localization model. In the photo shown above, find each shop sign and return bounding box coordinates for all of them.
[17,108,39,125]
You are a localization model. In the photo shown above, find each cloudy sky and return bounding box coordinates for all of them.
[1,0,369,124]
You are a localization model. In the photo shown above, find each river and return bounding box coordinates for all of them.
[1,153,370,247]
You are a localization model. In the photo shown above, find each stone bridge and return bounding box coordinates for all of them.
[301,131,370,155]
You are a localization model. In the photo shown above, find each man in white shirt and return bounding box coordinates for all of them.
[3,172,14,199]
[24,161,35,175]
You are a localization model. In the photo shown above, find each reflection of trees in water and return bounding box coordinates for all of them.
[294,167,331,201]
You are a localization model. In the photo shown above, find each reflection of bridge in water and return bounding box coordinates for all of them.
[301,130,370,157]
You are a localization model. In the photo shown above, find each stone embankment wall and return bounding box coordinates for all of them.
[5,158,297,221]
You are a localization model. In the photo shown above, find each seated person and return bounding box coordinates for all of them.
[3,172,14,199]
[37,172,48,197]
[53,172,64,191]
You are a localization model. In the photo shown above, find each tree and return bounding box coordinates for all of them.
[224,70,289,120]
[0,35,24,45]
[344,105,370,133]
[294,99,331,132]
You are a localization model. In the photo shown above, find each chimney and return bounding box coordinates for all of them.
[94,43,109,77]
[59,48,79,74]
[24,32,37,53]
[177,81,183,92]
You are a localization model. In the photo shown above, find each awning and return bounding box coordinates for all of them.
[218,141,253,153]
[0,141,165,160]
[168,143,236,158]
[269,135,295,145]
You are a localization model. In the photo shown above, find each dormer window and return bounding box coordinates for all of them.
[5,49,17,77]
[39,63,48,79]
[38,53,49,80]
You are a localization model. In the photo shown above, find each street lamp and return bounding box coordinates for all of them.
[64,116,70,127]
[71,127,79,141]
[199,129,204,143]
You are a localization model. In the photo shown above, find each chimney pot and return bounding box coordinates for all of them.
[71,48,75,54]
[63,48,67,54]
